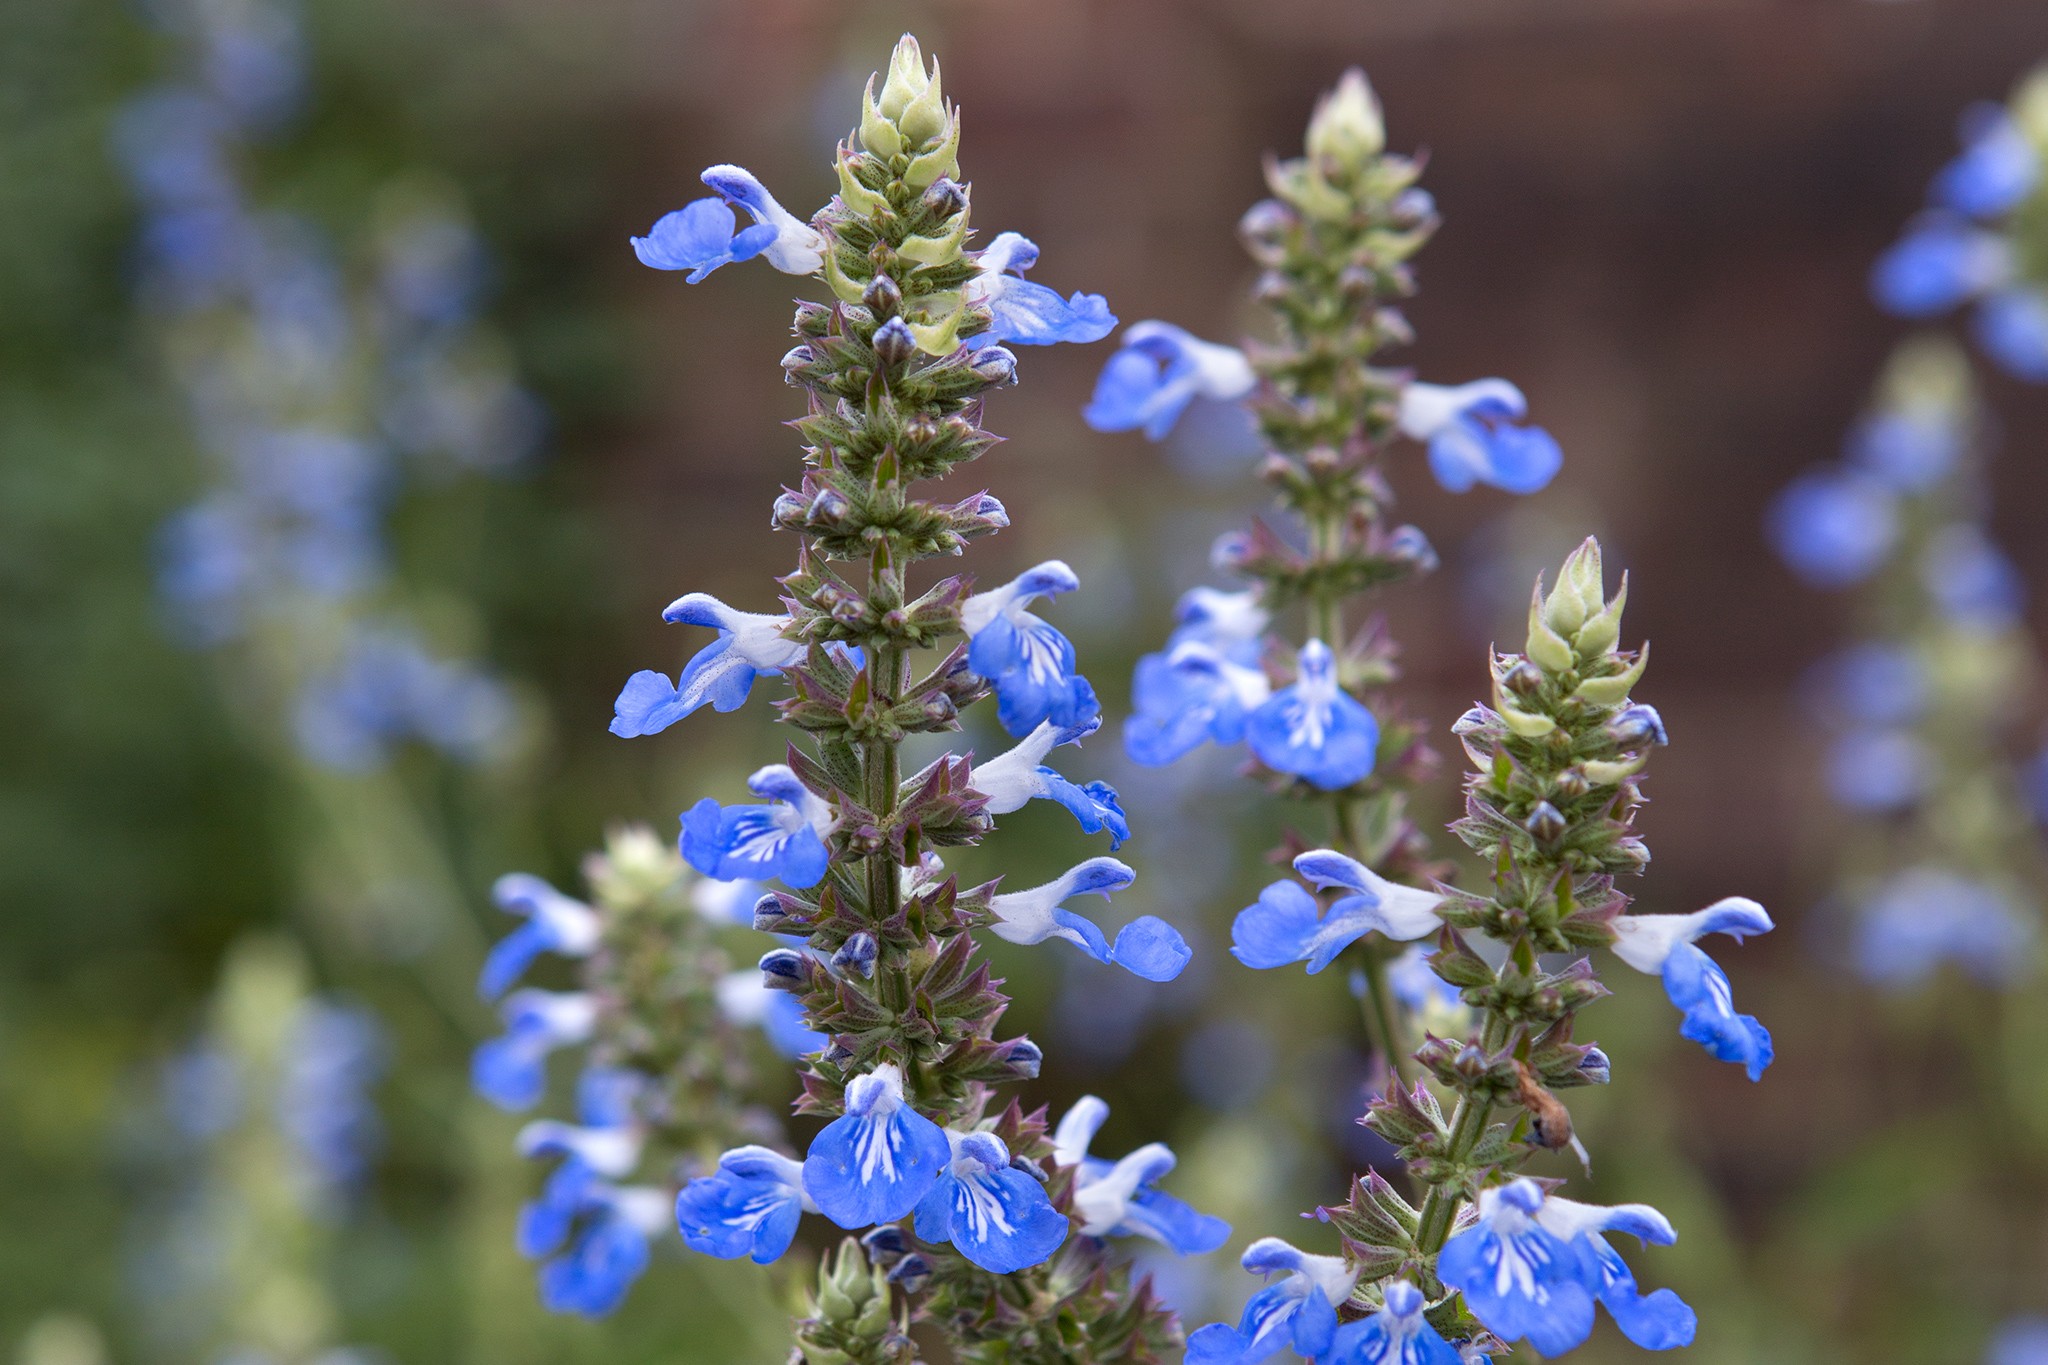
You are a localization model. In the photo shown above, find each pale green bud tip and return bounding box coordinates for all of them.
[2013,66,2048,144]
[1542,536,1605,637]
[878,34,938,120]
[1306,67,1385,165]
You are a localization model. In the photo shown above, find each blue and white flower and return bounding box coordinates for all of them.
[961,561,1101,737]
[1932,106,2040,219]
[1975,287,2048,381]
[479,873,603,1000]
[1767,468,1899,588]
[472,989,599,1111]
[1051,1095,1229,1254]
[1246,640,1378,790]
[1321,1280,1461,1365]
[534,1184,670,1317]
[1125,640,1273,769]
[1871,217,2010,317]
[912,1128,1070,1273]
[1610,898,1775,1081]
[964,231,1117,347]
[675,1145,816,1264]
[1170,586,1271,651]
[1083,322,1257,440]
[1383,943,1469,1036]
[611,593,807,738]
[1438,1179,1694,1356]
[988,857,1191,982]
[1854,867,2036,989]
[1232,849,1444,975]
[1826,728,1928,812]
[680,764,835,888]
[631,165,824,282]
[802,1063,952,1228]
[1185,1237,1358,1365]
[515,1073,666,1318]
[968,718,1130,848]
[714,970,829,1057]
[1396,379,1562,496]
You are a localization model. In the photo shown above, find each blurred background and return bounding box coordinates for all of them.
[8,0,2048,1362]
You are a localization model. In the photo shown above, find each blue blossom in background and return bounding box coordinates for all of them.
[1767,468,1899,588]
[1922,523,2025,627]
[1051,1096,1229,1255]
[1989,1316,2048,1365]
[680,765,836,888]
[277,1001,387,1209]
[674,1146,814,1264]
[1233,850,1444,975]
[1826,729,1929,812]
[293,624,514,771]
[1125,586,1273,768]
[1847,409,1963,492]
[1974,288,2048,380]
[987,857,1189,981]
[1933,106,2040,219]
[1245,640,1379,789]
[801,1063,951,1229]
[961,561,1100,737]
[1395,379,1562,495]
[1872,217,2010,317]
[612,593,808,737]
[1610,899,1776,1081]
[1809,642,1928,728]
[1184,1237,1358,1365]
[965,232,1117,347]
[967,718,1130,848]
[515,1070,670,1315]
[1083,322,1257,440]
[479,873,602,1000]
[714,971,828,1058]
[1855,867,2036,988]
[473,990,599,1111]
[160,1043,243,1141]
[912,1129,1069,1273]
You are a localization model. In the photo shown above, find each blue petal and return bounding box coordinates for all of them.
[1585,1239,1697,1350]
[1438,1223,1598,1358]
[1767,470,1897,588]
[970,616,1099,738]
[1662,944,1773,1081]
[680,799,829,888]
[1109,916,1192,982]
[931,1167,1070,1273]
[1975,289,2048,382]
[1871,223,1983,317]
[1121,1185,1230,1255]
[629,198,776,284]
[1230,881,1325,971]
[802,1106,951,1228]
[761,991,828,1058]
[537,1212,649,1318]
[675,1170,804,1264]
[1124,653,1226,766]
[478,922,548,1000]
[1246,686,1378,791]
[517,1159,595,1258]
[1933,111,2038,218]
[1049,907,1115,965]
[609,669,690,738]
[987,277,1118,347]
[1185,1323,1251,1365]
[1084,347,1197,440]
[1429,413,1562,496]
[1290,1288,1338,1360]
[472,1028,549,1111]
[1035,767,1131,849]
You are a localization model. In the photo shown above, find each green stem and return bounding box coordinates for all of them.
[1332,791,1413,1088]
[1414,972,1517,1254]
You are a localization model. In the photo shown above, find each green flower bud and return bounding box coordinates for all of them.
[1306,68,1385,170]
[897,212,969,265]
[1542,537,1605,638]
[898,68,950,146]
[1524,585,1574,673]
[903,115,961,189]
[877,34,933,121]
[1572,573,1628,658]
[1581,754,1647,786]
[860,77,904,160]
[1573,642,1648,706]
[836,147,890,216]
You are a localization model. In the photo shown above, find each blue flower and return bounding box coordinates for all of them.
[962,561,1101,737]
[801,1063,953,1228]
[1246,640,1379,790]
[612,593,809,737]
[680,764,835,888]
[1610,898,1775,1081]
[912,1129,1070,1273]
[515,1076,666,1318]
[1846,409,1963,492]
[1855,867,2036,988]
[1923,523,2026,627]
[1932,106,2039,219]
[277,1001,386,1203]
[1988,1316,2048,1365]
[1125,642,1274,768]
[1871,217,2009,316]
[1232,849,1444,975]
[1396,379,1563,495]
[1322,1281,1461,1365]
[714,970,829,1057]
[1809,642,1926,727]
[988,857,1191,982]
[675,1145,815,1264]
[473,990,599,1111]
[535,1186,669,1317]
[1975,288,2048,381]
[631,198,781,283]
[1826,729,1928,812]
[479,873,603,1000]
[1185,1237,1359,1365]
[967,718,1130,848]
[1051,1096,1229,1255]
[1440,1180,1694,1355]
[1083,321,1256,440]
[293,625,513,771]
[1383,943,1467,1032]
[965,232,1117,347]
[632,165,824,281]
[1766,468,1898,588]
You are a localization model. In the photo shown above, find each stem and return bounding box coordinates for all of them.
[1332,792,1413,1088]
[1414,977,1517,1254]
[863,639,905,929]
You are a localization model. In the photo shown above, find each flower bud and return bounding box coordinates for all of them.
[1552,767,1590,800]
[808,489,853,527]
[1239,198,1296,250]
[1502,660,1544,697]
[1606,704,1668,748]
[1578,1047,1612,1085]
[1306,68,1386,168]
[781,343,817,374]
[885,1253,932,1294]
[1543,537,1606,638]
[862,273,902,317]
[753,893,791,932]
[920,177,967,217]
[1384,524,1438,573]
[860,1225,909,1265]
[772,490,807,530]
[1524,801,1567,843]
[1002,1037,1043,1080]
[970,345,1018,384]
[831,932,879,979]
[759,948,809,992]
[877,34,934,121]
[872,317,917,366]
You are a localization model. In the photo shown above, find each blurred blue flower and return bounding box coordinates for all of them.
[1396,379,1563,495]
[1084,322,1256,440]
[293,624,513,771]
[1855,867,2036,988]
[478,872,602,1001]
[1051,1096,1229,1255]
[1809,643,1927,727]
[1975,288,2048,381]
[1923,523,2025,627]
[1846,409,1962,492]
[1767,468,1898,588]
[713,971,828,1058]
[1932,106,2039,219]
[1246,640,1379,789]
[278,1000,387,1208]
[1871,217,2009,317]
[1988,1316,2048,1365]
[473,990,599,1111]
[1826,728,1928,813]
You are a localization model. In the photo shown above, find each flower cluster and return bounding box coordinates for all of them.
[1771,337,2041,988]
[1087,69,1565,1086]
[491,35,1221,1359]
[1191,539,1775,1360]
[473,827,801,1316]
[114,0,532,771]
[1873,68,2048,381]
